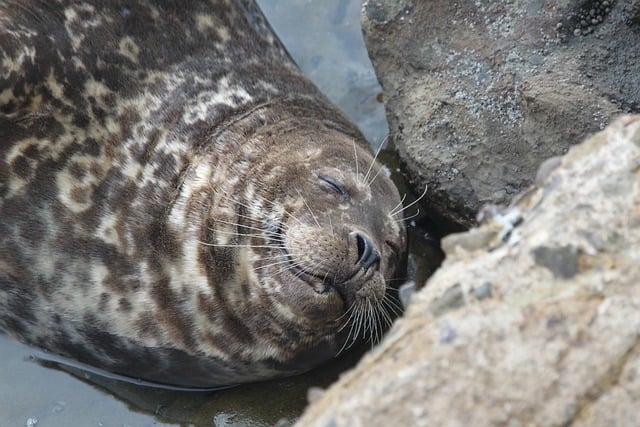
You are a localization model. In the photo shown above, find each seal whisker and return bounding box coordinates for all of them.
[356,305,368,343]
[379,299,400,325]
[211,209,265,227]
[389,184,428,218]
[352,139,361,186]
[213,190,305,230]
[381,292,404,317]
[246,190,307,227]
[199,242,276,249]
[270,247,328,278]
[290,258,331,278]
[367,300,379,345]
[362,135,388,187]
[361,301,372,342]
[374,301,390,342]
[395,208,420,223]
[295,189,321,228]
[210,218,272,234]
[376,297,395,329]
[254,257,296,271]
[326,213,334,236]
[366,164,386,188]
[212,230,268,240]
[336,304,360,356]
[388,193,408,219]
[337,299,358,325]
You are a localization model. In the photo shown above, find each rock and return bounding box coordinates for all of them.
[361,0,639,227]
[295,116,640,426]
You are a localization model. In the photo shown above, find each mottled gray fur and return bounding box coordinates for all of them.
[0,0,406,388]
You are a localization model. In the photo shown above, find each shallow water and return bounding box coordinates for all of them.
[0,1,442,426]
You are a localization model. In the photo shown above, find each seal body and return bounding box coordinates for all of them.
[0,0,406,388]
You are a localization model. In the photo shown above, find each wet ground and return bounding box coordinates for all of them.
[0,1,444,426]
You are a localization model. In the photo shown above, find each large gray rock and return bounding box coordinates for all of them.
[296,115,640,426]
[362,0,639,226]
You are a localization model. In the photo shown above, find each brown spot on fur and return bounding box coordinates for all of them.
[10,155,32,178]
[89,162,104,176]
[70,186,88,203]
[118,297,132,312]
[83,138,101,156]
[98,292,110,312]
[135,311,162,340]
[68,162,87,179]
[102,272,129,294]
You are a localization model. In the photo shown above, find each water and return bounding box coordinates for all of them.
[0,1,443,426]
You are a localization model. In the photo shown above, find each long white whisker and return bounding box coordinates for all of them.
[352,139,361,185]
[388,193,407,218]
[396,209,420,223]
[381,293,404,317]
[390,184,428,218]
[366,164,386,188]
[211,228,270,239]
[337,308,359,356]
[211,218,273,234]
[362,138,386,186]
[326,213,334,236]
[213,189,306,229]
[296,189,321,228]
[254,258,296,271]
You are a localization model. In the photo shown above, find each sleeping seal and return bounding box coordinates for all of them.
[0,0,406,388]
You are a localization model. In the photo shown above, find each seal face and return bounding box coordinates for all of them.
[0,0,406,388]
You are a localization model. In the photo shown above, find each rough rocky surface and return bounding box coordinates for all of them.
[362,0,640,227]
[296,115,640,426]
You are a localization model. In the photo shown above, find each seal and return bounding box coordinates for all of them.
[0,0,406,388]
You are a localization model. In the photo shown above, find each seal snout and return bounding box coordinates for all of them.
[352,231,380,271]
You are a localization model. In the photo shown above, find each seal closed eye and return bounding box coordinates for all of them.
[319,176,348,198]
[0,0,407,389]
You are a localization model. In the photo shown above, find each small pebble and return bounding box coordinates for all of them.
[474,282,493,300]
[439,324,457,344]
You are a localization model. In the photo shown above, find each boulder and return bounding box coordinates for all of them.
[362,0,639,226]
[296,115,640,426]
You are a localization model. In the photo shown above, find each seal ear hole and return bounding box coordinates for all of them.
[319,176,348,198]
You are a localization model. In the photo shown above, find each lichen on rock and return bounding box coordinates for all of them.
[361,0,639,227]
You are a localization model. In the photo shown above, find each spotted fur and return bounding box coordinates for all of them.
[0,0,406,388]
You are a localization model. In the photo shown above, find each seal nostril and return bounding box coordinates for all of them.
[355,232,380,270]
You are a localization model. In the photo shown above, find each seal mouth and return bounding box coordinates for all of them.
[276,232,377,308]
[271,222,342,297]
[271,219,381,309]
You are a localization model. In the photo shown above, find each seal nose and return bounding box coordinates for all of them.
[354,232,380,271]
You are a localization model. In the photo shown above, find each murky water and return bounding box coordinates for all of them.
[0,1,443,426]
